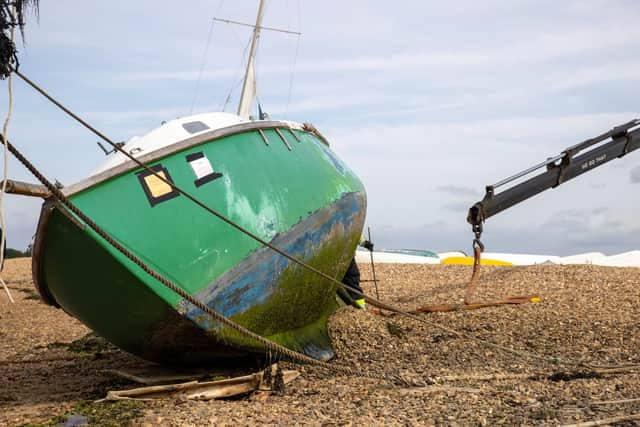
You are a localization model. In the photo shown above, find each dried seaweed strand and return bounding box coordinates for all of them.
[558,413,640,427]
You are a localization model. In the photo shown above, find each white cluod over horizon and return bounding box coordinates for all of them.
[0,0,639,257]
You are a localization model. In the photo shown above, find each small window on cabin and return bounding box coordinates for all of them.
[182,121,210,134]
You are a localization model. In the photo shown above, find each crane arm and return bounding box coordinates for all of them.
[467,119,640,233]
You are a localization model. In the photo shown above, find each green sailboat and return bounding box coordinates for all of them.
[29,2,366,364]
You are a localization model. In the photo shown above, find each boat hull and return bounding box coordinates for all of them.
[33,123,366,364]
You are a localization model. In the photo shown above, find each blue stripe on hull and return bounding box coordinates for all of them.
[179,191,366,359]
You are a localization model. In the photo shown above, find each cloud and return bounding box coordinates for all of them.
[1,195,42,250]
[4,0,640,256]
[300,26,640,75]
[372,215,640,256]
[436,185,479,197]
[265,94,380,115]
[631,166,640,183]
[112,50,640,95]
[82,107,187,125]
[441,202,473,213]
[118,69,237,82]
[333,112,640,164]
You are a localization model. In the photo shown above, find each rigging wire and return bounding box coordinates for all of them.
[189,0,226,115]
[189,20,215,113]
[221,34,252,112]
[0,4,15,303]
[285,34,300,119]
[284,0,301,119]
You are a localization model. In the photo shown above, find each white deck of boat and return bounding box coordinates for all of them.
[93,112,248,174]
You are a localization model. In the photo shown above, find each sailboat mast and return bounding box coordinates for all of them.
[237,0,266,119]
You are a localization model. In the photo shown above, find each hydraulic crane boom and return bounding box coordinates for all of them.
[467,119,640,235]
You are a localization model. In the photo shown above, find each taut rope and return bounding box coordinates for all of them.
[6,69,634,379]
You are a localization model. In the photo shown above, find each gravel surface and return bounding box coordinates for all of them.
[1,257,639,426]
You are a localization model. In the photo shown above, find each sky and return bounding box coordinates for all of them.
[0,0,639,256]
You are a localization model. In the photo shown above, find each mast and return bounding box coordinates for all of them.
[237,0,266,119]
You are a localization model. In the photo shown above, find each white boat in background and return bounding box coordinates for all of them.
[592,251,640,267]
[481,252,559,266]
[355,249,440,265]
[556,252,606,265]
[436,251,467,259]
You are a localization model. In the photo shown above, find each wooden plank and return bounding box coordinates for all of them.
[102,365,300,401]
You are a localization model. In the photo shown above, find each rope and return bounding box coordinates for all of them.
[0,4,15,303]
[0,133,408,383]
[7,66,370,317]
[9,69,621,376]
[464,245,483,304]
[11,68,388,327]
[409,237,539,313]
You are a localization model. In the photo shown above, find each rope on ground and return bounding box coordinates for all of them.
[589,396,640,406]
[0,355,84,365]
[433,365,640,383]
[408,245,539,314]
[558,413,640,427]
[465,245,540,306]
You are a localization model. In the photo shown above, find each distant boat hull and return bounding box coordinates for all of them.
[32,121,366,364]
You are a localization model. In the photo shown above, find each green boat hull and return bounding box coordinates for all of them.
[33,122,366,364]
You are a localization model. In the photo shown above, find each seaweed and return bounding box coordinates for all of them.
[21,400,144,427]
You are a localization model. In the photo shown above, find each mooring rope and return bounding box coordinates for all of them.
[0,132,410,382]
[11,68,373,308]
[9,69,634,377]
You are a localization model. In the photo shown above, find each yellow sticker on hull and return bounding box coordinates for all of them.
[143,171,173,198]
[137,164,180,207]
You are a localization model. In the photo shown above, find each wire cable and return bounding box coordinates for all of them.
[284,0,301,119]
[189,19,215,114]
[189,0,226,114]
